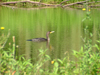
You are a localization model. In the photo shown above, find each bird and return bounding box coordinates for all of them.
[27,31,55,42]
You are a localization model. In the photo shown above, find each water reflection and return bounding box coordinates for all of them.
[26,39,54,65]
[27,39,52,50]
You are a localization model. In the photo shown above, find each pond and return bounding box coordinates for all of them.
[0,6,100,64]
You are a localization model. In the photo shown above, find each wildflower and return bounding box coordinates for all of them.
[13,36,15,42]
[16,45,19,48]
[89,9,90,11]
[12,71,16,75]
[1,27,5,30]
[82,8,86,11]
[51,61,54,64]
[9,43,11,45]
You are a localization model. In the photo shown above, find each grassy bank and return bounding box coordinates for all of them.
[1,0,99,3]
[1,0,100,8]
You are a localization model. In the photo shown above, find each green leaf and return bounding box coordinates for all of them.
[45,55,51,60]
[58,59,63,64]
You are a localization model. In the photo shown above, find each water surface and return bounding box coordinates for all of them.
[0,6,100,62]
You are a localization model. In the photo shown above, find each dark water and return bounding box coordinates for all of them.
[0,6,100,62]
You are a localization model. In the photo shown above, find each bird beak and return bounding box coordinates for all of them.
[50,31,55,34]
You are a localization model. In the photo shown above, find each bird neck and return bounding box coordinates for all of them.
[46,34,50,41]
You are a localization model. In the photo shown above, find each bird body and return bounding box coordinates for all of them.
[27,38,47,42]
[27,31,54,42]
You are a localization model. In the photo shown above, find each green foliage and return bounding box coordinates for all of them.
[0,30,33,74]
[0,30,51,74]
[0,27,100,75]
